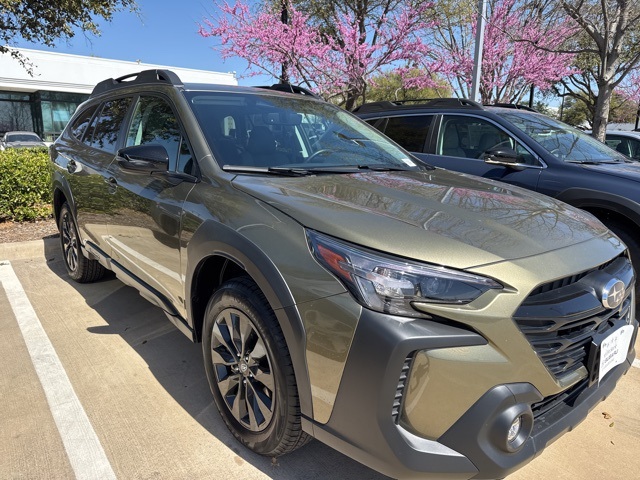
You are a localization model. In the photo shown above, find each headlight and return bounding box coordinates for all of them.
[307,230,502,317]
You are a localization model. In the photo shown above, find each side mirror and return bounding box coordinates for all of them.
[117,144,169,173]
[483,147,526,170]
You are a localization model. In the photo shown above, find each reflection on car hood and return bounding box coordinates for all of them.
[583,161,640,180]
[232,169,609,269]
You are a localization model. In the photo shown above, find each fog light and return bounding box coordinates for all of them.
[507,416,522,443]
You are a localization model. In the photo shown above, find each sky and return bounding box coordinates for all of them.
[14,0,273,86]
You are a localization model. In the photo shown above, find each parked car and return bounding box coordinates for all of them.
[51,71,637,480]
[0,131,47,150]
[602,130,640,160]
[354,99,640,290]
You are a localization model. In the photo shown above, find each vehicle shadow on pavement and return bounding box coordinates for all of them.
[42,238,389,480]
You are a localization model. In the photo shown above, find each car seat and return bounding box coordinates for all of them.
[242,126,289,167]
[441,125,466,158]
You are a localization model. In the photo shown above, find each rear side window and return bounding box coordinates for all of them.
[383,115,432,152]
[87,97,132,152]
[70,104,98,140]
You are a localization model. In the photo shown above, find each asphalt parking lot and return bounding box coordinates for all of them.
[1,238,639,480]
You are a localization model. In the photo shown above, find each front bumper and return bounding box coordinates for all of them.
[307,308,638,480]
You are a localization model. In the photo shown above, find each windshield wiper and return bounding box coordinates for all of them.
[301,164,417,174]
[223,165,312,176]
[223,164,418,176]
[565,160,621,165]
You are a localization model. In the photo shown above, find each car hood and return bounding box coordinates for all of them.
[232,169,608,269]
[583,161,640,180]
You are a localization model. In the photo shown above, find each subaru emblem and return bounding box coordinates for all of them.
[601,278,625,309]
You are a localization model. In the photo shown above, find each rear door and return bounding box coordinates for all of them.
[55,97,133,257]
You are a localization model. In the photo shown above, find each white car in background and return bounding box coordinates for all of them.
[603,130,640,160]
[0,131,47,151]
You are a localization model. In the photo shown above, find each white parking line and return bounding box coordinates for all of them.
[633,358,640,369]
[0,260,117,480]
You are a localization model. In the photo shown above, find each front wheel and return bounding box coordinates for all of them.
[202,277,310,456]
[58,203,105,283]
[604,220,640,302]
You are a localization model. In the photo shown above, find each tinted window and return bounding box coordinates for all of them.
[70,104,98,140]
[438,115,537,165]
[186,92,420,170]
[5,133,42,142]
[498,111,627,164]
[88,98,132,152]
[606,135,640,160]
[177,137,196,175]
[126,96,183,169]
[383,115,432,152]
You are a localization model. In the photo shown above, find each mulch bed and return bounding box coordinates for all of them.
[0,218,59,244]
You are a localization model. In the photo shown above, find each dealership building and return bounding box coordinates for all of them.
[0,48,237,141]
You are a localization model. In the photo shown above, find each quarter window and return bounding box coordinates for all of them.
[70,104,98,141]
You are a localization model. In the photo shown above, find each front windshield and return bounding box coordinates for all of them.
[185,91,420,171]
[6,133,42,142]
[496,111,627,164]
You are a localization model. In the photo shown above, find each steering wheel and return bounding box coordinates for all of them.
[305,149,333,163]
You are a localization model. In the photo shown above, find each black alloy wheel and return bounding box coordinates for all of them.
[211,305,275,431]
[203,277,310,455]
[58,203,105,283]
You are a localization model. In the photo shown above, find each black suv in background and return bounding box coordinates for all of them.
[355,99,640,282]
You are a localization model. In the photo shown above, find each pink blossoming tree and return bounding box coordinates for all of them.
[425,0,577,104]
[199,0,445,109]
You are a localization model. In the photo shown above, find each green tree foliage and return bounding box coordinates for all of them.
[1,0,137,70]
[0,148,51,221]
[548,0,640,139]
[559,91,638,128]
[365,70,451,104]
[533,101,554,117]
[560,96,590,128]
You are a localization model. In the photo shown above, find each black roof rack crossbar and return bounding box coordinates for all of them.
[486,103,538,112]
[353,97,482,113]
[91,69,183,96]
[256,83,321,99]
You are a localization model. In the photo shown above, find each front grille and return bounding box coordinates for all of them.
[531,379,588,421]
[514,256,634,380]
[392,353,414,424]
[528,256,619,297]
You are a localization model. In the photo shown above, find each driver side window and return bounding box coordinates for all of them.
[438,115,536,165]
[126,96,188,172]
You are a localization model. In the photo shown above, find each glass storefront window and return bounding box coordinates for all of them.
[0,99,33,133]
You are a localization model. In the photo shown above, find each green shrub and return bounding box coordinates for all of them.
[0,148,52,222]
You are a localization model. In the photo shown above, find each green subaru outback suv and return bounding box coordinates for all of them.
[50,70,637,479]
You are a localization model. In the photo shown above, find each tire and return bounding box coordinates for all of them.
[604,220,640,301]
[58,203,105,283]
[202,277,310,456]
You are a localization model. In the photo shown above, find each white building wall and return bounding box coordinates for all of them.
[0,48,237,94]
